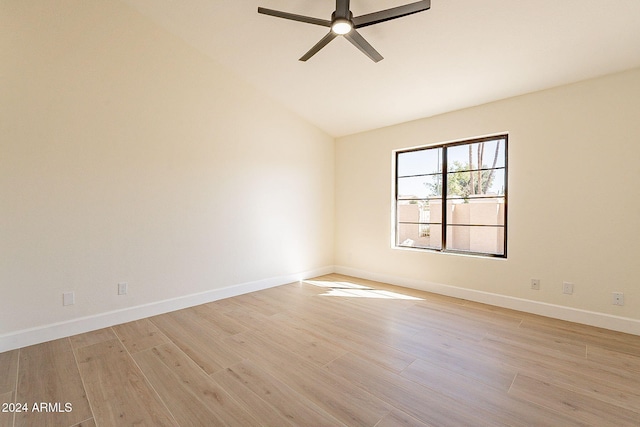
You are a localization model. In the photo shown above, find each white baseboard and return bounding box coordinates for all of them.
[334,265,640,336]
[4,264,637,353]
[0,266,334,353]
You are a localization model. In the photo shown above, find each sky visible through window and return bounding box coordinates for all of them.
[397,139,506,199]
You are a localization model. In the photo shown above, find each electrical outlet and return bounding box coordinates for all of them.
[118,282,128,295]
[63,292,75,306]
[612,292,624,306]
[562,282,574,295]
[530,279,540,290]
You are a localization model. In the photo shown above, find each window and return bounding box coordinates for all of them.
[395,135,507,257]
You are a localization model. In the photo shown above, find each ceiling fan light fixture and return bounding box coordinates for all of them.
[331,18,352,35]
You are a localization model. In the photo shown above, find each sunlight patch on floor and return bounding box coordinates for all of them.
[303,280,423,300]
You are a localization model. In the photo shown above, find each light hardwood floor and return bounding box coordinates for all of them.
[1,274,640,426]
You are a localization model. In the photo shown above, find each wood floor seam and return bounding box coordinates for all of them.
[117,338,181,427]
[370,409,395,427]
[202,363,275,426]
[12,349,19,427]
[506,371,519,394]
[70,340,96,427]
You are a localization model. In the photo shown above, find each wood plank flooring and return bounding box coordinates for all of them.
[1,273,640,426]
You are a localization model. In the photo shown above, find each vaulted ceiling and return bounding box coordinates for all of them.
[122,0,640,137]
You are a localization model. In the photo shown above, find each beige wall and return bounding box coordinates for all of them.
[336,68,640,320]
[0,1,334,335]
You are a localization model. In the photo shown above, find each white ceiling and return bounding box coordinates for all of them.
[122,0,640,137]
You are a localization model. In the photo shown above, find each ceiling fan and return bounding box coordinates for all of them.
[258,0,431,62]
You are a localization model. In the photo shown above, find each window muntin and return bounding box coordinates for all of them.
[395,135,507,257]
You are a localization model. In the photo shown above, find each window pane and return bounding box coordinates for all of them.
[398,175,442,199]
[398,223,442,249]
[483,168,506,196]
[447,198,505,225]
[397,199,442,224]
[426,198,443,223]
[397,200,427,223]
[397,148,442,177]
[446,169,470,197]
[447,169,505,197]
[447,139,506,172]
[446,225,505,255]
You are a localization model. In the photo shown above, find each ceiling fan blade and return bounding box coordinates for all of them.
[344,30,383,62]
[258,7,331,27]
[335,0,350,19]
[299,32,338,61]
[353,0,430,28]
